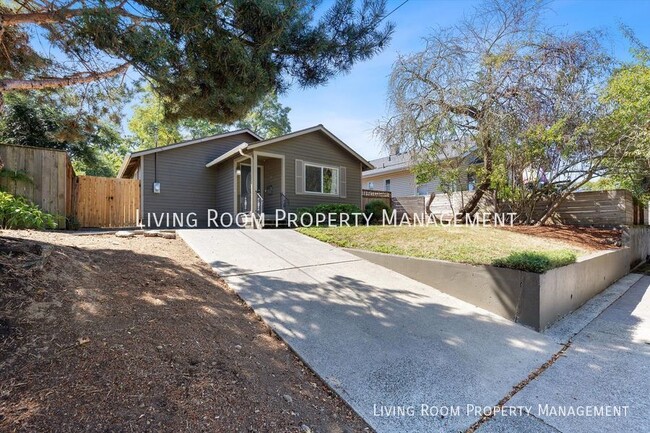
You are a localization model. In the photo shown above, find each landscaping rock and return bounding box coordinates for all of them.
[161,232,176,239]
[300,424,312,433]
[115,231,134,238]
[283,394,293,404]
[143,230,161,237]
[133,229,145,235]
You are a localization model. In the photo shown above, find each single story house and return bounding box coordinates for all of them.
[118,125,373,227]
[363,152,479,196]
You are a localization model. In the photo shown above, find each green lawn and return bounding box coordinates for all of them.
[297,226,589,273]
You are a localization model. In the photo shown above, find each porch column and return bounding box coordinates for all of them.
[251,151,258,214]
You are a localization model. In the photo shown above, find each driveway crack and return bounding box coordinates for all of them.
[465,340,572,432]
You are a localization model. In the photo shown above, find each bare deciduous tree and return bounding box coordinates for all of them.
[377,0,613,222]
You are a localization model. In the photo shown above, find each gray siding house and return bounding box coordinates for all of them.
[363,152,480,197]
[118,125,373,227]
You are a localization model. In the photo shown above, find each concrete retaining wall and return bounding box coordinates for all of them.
[346,247,631,331]
[538,249,630,328]
[623,226,650,268]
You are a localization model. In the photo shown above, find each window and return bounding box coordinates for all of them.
[368,181,374,190]
[467,173,476,191]
[305,164,339,195]
[385,179,391,192]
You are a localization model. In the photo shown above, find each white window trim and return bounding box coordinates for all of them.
[303,162,339,196]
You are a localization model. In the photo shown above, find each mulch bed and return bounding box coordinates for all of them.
[498,225,622,251]
[0,231,370,433]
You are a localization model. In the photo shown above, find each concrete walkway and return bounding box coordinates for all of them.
[479,274,650,433]
[178,229,648,433]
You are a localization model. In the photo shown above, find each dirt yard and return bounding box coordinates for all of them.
[0,231,370,433]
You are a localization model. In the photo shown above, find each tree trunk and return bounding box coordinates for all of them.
[534,194,564,226]
[457,135,493,218]
[425,192,436,215]
[457,180,489,218]
[535,177,593,226]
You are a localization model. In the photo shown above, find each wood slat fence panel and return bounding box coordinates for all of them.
[391,196,425,218]
[532,189,633,226]
[0,144,69,228]
[74,176,140,228]
[362,189,391,209]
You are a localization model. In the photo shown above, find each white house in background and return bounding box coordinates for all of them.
[362,152,479,196]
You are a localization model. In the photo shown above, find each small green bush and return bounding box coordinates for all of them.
[491,250,577,273]
[364,200,391,223]
[296,203,362,225]
[0,191,58,230]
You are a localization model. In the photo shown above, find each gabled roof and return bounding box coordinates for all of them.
[363,147,480,178]
[205,125,374,169]
[205,143,248,168]
[117,128,262,178]
[364,153,413,177]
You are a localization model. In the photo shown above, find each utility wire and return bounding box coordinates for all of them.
[378,0,410,24]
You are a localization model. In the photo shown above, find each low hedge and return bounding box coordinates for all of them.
[364,200,391,223]
[491,250,577,273]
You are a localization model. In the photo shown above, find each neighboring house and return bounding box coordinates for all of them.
[363,152,479,196]
[118,125,373,227]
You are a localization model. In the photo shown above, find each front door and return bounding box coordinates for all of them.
[238,164,263,212]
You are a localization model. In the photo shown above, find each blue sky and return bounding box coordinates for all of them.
[279,0,650,161]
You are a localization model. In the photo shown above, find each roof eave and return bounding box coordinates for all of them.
[117,153,133,178]
[362,165,411,178]
[247,124,374,169]
[205,142,249,167]
[129,129,262,158]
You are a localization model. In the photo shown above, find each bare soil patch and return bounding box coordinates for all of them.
[498,225,622,251]
[0,230,370,433]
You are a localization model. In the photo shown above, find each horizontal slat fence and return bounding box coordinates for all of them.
[73,176,140,228]
[429,189,638,226]
[532,189,633,226]
[362,189,391,209]
[391,196,425,218]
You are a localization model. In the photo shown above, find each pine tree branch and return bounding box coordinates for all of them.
[0,63,130,92]
[1,4,147,26]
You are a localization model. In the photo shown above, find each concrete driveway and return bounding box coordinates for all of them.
[178,229,648,433]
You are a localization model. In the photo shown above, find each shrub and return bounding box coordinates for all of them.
[491,250,577,273]
[296,203,362,225]
[0,191,58,229]
[364,200,391,223]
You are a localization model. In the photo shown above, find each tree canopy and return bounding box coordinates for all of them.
[595,46,650,203]
[0,91,126,176]
[377,0,623,224]
[128,89,291,150]
[0,0,393,124]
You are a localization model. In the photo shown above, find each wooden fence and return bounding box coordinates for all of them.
[531,189,634,226]
[429,191,495,216]
[391,196,425,218]
[362,189,391,209]
[1,144,140,228]
[0,144,72,228]
[73,176,140,228]
[426,189,640,226]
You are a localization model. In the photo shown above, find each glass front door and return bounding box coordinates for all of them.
[238,164,263,212]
